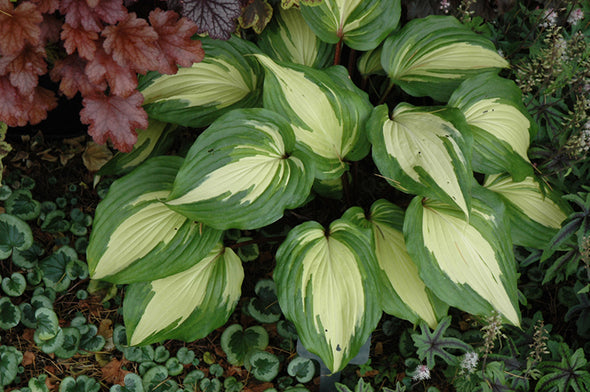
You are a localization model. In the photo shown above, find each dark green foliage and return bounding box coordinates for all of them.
[411,316,472,368]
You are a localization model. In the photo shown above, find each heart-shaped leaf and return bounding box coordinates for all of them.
[220,324,269,366]
[258,6,334,68]
[342,200,447,328]
[166,108,315,230]
[88,156,222,283]
[141,36,262,128]
[124,243,244,346]
[255,54,372,179]
[274,218,382,372]
[484,174,570,248]
[448,72,536,180]
[0,214,33,260]
[301,0,401,51]
[368,103,472,217]
[381,15,508,101]
[404,184,521,326]
[0,298,21,330]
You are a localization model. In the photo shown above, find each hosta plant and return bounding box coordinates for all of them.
[87,1,571,374]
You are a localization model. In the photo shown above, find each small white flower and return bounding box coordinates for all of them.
[412,364,431,381]
[439,0,450,14]
[541,8,558,27]
[460,352,479,373]
[568,8,584,25]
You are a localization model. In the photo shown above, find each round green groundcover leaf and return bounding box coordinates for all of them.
[2,272,26,297]
[166,108,315,230]
[287,356,315,383]
[0,345,23,387]
[0,298,21,330]
[5,189,41,221]
[247,351,280,382]
[0,214,33,260]
[220,324,269,366]
[59,375,100,392]
[40,246,79,292]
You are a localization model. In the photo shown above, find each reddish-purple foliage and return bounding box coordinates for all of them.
[0,0,205,152]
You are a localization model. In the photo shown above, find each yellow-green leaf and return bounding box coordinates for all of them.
[274,219,381,372]
[124,243,243,345]
[404,185,520,326]
[368,103,472,217]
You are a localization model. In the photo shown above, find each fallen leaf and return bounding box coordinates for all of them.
[82,141,113,172]
[101,358,132,385]
[22,351,35,366]
[60,152,75,166]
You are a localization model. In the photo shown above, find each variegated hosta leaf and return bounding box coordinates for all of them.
[448,73,536,181]
[368,103,473,217]
[274,219,382,373]
[139,36,262,128]
[258,6,334,68]
[357,46,385,77]
[404,185,521,326]
[87,156,222,283]
[166,108,314,230]
[99,118,178,176]
[381,15,509,101]
[484,174,570,248]
[342,200,447,328]
[255,54,372,180]
[300,0,401,51]
[123,243,244,346]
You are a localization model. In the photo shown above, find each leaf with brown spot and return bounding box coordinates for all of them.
[239,0,273,34]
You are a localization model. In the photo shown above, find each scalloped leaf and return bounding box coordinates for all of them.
[257,6,334,68]
[0,214,33,260]
[368,103,472,217]
[87,156,222,283]
[404,185,520,326]
[300,0,401,51]
[124,243,244,345]
[255,54,372,179]
[448,73,535,180]
[381,15,508,101]
[0,298,21,330]
[342,200,447,328]
[484,174,571,248]
[221,324,269,366]
[274,218,382,372]
[140,36,262,128]
[166,108,314,230]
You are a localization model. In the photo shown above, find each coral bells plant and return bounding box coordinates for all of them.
[0,0,204,151]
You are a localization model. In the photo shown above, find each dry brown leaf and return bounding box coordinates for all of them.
[22,351,35,366]
[60,152,76,166]
[39,150,59,162]
[82,141,113,172]
[11,150,29,162]
[101,358,132,385]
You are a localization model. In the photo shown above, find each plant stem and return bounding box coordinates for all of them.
[334,38,343,65]
[378,81,395,105]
